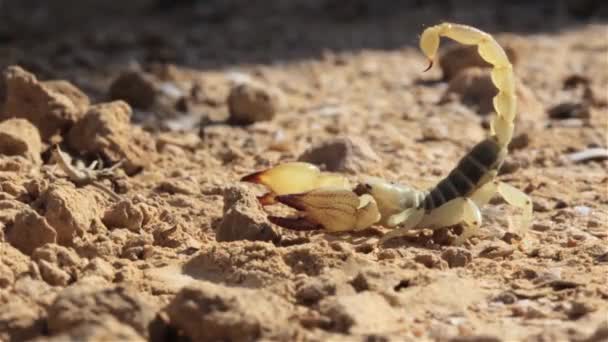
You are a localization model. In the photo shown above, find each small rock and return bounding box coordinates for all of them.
[102,200,144,232]
[493,291,518,305]
[532,198,551,212]
[227,80,282,125]
[477,241,514,259]
[508,132,530,151]
[573,205,592,216]
[439,42,519,80]
[295,276,337,305]
[6,209,57,255]
[166,282,292,342]
[37,259,72,286]
[441,247,473,268]
[548,102,591,120]
[81,258,115,281]
[31,244,81,286]
[1,66,89,140]
[109,71,158,109]
[47,283,158,338]
[0,119,43,164]
[66,101,156,175]
[566,300,596,320]
[531,222,552,232]
[420,117,449,141]
[414,253,447,269]
[216,185,280,243]
[298,136,381,174]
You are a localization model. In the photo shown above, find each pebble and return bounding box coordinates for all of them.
[227,80,282,125]
[531,222,552,232]
[547,102,591,120]
[440,247,472,268]
[573,205,591,216]
[566,148,608,163]
[109,71,158,109]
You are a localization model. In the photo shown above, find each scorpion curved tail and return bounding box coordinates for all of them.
[417,23,519,211]
[420,23,516,149]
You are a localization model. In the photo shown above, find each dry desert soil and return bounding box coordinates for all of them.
[0,1,607,341]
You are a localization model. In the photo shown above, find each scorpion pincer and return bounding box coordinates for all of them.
[241,23,533,244]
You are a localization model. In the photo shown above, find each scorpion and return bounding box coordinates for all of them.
[241,23,533,244]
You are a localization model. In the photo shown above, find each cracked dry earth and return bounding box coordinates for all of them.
[0,2,607,342]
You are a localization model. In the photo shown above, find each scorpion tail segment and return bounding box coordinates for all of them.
[420,23,517,148]
[267,216,323,231]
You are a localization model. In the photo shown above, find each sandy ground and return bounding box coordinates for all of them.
[0,1,607,341]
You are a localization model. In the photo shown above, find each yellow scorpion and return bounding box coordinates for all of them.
[241,23,533,244]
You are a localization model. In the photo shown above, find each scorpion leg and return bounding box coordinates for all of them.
[469,181,532,236]
[496,182,533,235]
[417,197,482,245]
[378,208,425,244]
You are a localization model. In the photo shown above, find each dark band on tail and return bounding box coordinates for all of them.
[422,138,502,210]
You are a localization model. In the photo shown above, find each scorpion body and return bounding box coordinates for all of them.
[242,23,533,244]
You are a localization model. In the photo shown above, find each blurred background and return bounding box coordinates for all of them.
[0,0,606,117]
[1,0,606,69]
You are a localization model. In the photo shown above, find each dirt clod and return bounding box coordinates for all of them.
[216,185,280,243]
[166,282,292,342]
[319,292,401,334]
[102,200,144,232]
[0,118,43,164]
[6,209,57,255]
[47,282,158,338]
[39,185,99,246]
[441,247,473,268]
[66,101,156,175]
[1,66,88,141]
[31,244,81,286]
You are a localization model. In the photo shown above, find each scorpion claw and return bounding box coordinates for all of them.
[257,192,277,205]
[268,216,323,231]
[423,59,434,72]
[240,170,265,183]
[275,193,308,211]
